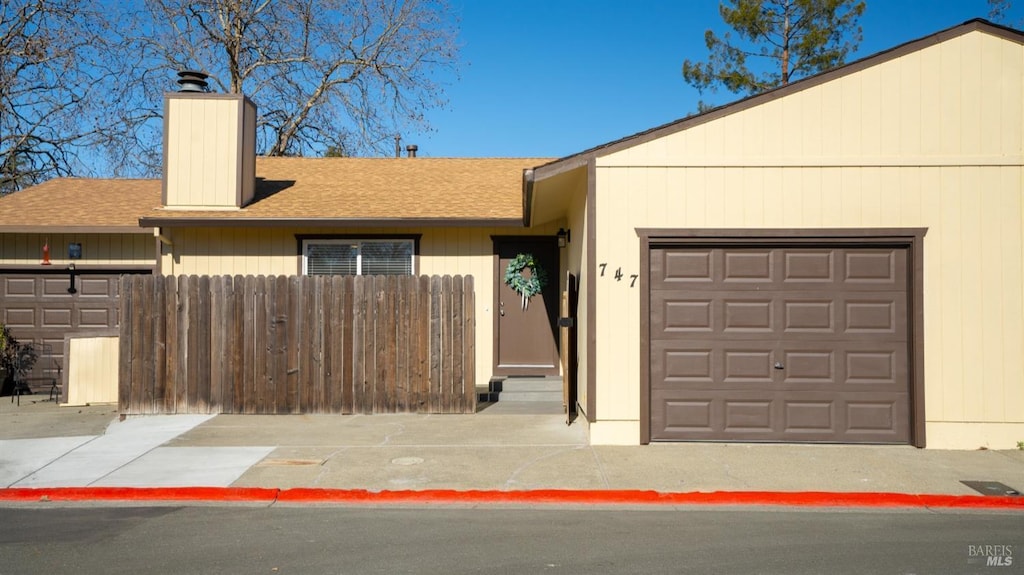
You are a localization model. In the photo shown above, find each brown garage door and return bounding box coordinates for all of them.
[649,245,910,443]
[0,270,149,378]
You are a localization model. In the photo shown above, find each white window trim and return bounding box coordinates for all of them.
[301,238,416,276]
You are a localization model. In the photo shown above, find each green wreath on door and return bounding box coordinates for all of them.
[504,253,548,310]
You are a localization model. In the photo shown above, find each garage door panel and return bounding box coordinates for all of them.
[649,245,912,444]
[41,307,73,328]
[724,300,773,332]
[650,249,714,288]
[656,348,715,383]
[723,251,773,283]
[78,306,115,327]
[78,276,117,297]
[783,251,834,282]
[723,349,774,383]
[3,307,37,327]
[42,277,74,296]
[652,391,909,442]
[724,400,773,432]
[3,277,39,297]
[844,250,904,284]
[654,297,714,333]
[654,290,905,341]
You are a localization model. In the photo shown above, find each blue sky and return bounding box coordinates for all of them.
[415,0,1010,158]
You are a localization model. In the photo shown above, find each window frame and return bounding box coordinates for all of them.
[297,234,420,276]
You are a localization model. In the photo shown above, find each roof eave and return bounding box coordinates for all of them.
[0,225,154,234]
[139,216,526,229]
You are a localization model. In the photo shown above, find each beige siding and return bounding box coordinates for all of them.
[160,223,564,388]
[165,96,253,209]
[0,233,155,266]
[589,30,1024,446]
[64,335,119,405]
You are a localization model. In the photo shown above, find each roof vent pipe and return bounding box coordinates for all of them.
[394,135,402,158]
[406,144,418,158]
[177,70,210,93]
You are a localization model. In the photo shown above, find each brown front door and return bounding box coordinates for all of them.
[494,237,559,376]
[648,245,911,444]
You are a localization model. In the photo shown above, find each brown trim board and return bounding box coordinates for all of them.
[636,228,928,447]
[585,159,597,421]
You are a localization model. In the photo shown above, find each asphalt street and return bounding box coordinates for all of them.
[1,506,1021,574]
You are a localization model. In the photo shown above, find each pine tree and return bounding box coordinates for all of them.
[682,0,866,110]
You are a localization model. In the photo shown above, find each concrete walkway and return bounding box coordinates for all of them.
[2,398,1023,503]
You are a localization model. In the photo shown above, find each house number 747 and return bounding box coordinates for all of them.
[598,263,639,287]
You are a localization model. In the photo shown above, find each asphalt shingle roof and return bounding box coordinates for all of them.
[0,157,549,231]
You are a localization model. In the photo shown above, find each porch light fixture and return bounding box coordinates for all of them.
[68,242,82,260]
[557,228,570,248]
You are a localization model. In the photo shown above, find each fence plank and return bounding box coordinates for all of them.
[464,275,476,413]
[286,274,301,411]
[416,275,430,413]
[164,274,179,411]
[452,276,464,414]
[429,276,442,413]
[382,276,393,409]
[341,276,354,414]
[242,276,256,414]
[153,275,168,413]
[304,275,317,413]
[209,276,224,414]
[198,275,212,414]
[252,276,267,413]
[117,276,131,413]
[272,275,288,413]
[352,275,366,413]
[395,276,410,412]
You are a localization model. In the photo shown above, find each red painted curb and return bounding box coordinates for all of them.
[1,487,1021,509]
[275,489,1024,509]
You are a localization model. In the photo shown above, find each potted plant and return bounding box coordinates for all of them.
[0,323,37,396]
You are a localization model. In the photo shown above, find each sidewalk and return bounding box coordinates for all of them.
[2,397,1023,507]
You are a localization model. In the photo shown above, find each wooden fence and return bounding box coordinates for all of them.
[118,275,475,415]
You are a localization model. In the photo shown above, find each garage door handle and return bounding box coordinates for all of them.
[774,362,784,370]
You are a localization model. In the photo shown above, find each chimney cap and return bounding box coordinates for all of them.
[177,70,210,92]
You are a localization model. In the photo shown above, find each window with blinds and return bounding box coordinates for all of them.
[303,239,414,276]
